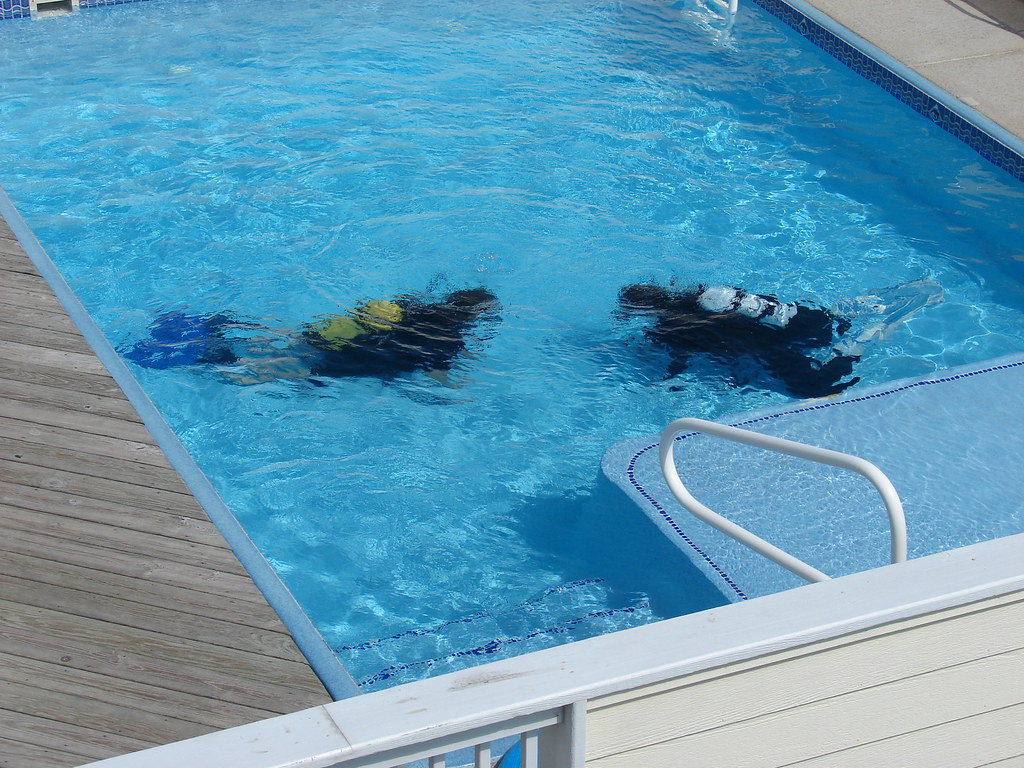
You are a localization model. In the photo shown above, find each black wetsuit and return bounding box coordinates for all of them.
[122,288,500,383]
[302,288,500,380]
[618,283,859,399]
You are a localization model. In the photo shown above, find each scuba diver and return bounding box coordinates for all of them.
[121,287,501,386]
[616,280,943,400]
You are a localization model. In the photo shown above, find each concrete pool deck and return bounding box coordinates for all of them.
[0,0,1021,766]
[802,0,1024,143]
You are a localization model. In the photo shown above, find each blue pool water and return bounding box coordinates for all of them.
[2,0,1024,689]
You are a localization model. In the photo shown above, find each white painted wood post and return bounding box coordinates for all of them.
[537,701,586,768]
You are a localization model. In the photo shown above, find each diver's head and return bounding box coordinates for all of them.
[618,283,672,312]
[444,287,499,313]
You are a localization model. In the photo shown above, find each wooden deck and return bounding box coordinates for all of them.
[0,214,332,767]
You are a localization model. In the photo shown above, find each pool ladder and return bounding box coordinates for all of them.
[659,417,907,584]
[707,0,739,31]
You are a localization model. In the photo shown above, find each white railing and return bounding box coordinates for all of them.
[659,417,907,583]
[77,535,1024,768]
[707,0,739,30]
[343,702,585,768]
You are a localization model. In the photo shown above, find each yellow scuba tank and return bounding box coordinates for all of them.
[307,299,404,350]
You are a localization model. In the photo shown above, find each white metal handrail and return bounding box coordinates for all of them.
[659,417,907,583]
[708,0,739,30]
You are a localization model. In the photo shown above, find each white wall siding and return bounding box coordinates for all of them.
[587,593,1024,767]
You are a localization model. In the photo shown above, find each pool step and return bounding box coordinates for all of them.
[602,353,1024,604]
[339,578,655,690]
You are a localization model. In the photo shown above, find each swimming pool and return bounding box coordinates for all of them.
[2,0,1024,690]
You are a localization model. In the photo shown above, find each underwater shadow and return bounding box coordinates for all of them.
[511,473,732,623]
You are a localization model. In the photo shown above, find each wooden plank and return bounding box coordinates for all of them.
[0,317,96,353]
[0,259,78,299]
[0,467,210,523]
[0,207,332,768]
[0,523,262,596]
[0,599,330,711]
[0,724,96,768]
[0,550,290,632]
[0,504,252,575]
[0,338,109,375]
[0,230,37,272]
[1,432,172,489]
[0,290,94,341]
[0,651,283,730]
[0,232,54,275]
[0,677,212,749]
[0,282,90,320]
[0,260,60,284]
[0,523,263,606]
[0,279,69,314]
[0,234,19,249]
[0,265,71,297]
[2,427,170,478]
[0,707,155,765]
[0,480,231,547]
[2,432,185,488]
[0,458,214,519]
[0,736,96,768]
[0,395,157,444]
[0,372,143,421]
[0,357,126,400]
[0,573,308,662]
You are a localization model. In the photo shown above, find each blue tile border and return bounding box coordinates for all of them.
[79,0,150,7]
[724,356,1024,430]
[751,0,1024,182]
[623,356,1024,601]
[336,578,607,654]
[0,0,31,20]
[357,599,652,689]
[626,444,750,602]
[0,0,148,20]
[338,577,655,690]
